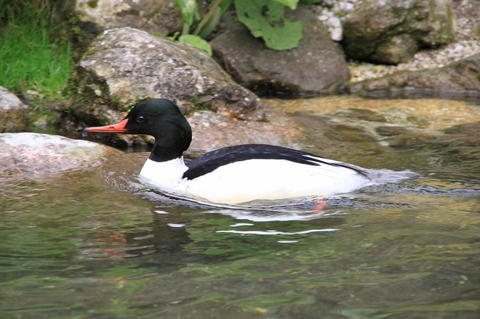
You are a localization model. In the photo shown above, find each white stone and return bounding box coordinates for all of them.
[2,132,97,148]
[345,3,354,11]
[0,87,27,111]
[453,44,465,52]
[0,132,121,180]
[331,27,343,41]
[328,16,342,28]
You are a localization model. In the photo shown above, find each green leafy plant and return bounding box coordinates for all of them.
[175,0,304,53]
[174,0,214,55]
[235,0,302,50]
[176,0,199,34]
[178,34,213,55]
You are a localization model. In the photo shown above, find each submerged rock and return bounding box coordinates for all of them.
[342,0,455,64]
[0,87,29,133]
[210,6,350,96]
[384,121,480,163]
[266,95,480,148]
[351,53,480,96]
[0,133,121,181]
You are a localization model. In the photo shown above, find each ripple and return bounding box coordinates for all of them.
[216,228,339,236]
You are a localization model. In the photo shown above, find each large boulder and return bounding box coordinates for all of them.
[0,87,29,133]
[210,6,350,96]
[351,53,480,97]
[342,0,455,64]
[62,27,302,150]
[66,27,260,120]
[0,133,121,181]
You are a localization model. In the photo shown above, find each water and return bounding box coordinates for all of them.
[1,97,480,318]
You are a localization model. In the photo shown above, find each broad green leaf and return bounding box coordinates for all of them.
[176,0,198,26]
[179,34,213,55]
[220,0,234,12]
[262,19,302,50]
[272,0,298,9]
[235,0,303,50]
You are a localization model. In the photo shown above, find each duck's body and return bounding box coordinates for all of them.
[139,144,372,204]
[87,99,417,204]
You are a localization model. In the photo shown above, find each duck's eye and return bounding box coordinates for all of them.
[136,115,145,123]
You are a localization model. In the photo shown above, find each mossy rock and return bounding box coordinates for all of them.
[342,0,455,64]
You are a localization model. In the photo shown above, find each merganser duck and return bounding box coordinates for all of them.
[86,99,417,204]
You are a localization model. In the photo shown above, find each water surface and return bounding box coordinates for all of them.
[1,97,480,318]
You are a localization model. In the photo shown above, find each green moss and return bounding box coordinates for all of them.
[83,43,108,57]
[184,97,212,115]
[426,0,455,44]
[28,105,58,134]
[87,0,98,9]
[110,95,124,111]
[63,67,111,115]
[472,23,480,39]
[0,109,28,133]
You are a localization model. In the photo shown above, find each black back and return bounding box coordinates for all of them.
[183,144,368,180]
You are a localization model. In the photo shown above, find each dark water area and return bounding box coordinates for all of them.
[1,97,480,318]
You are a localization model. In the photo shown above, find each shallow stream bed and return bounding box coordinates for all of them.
[1,96,480,318]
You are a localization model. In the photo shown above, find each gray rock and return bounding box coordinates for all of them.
[342,0,455,64]
[67,27,260,119]
[74,0,182,38]
[186,108,303,157]
[0,87,29,133]
[63,27,300,150]
[210,6,350,96]
[0,133,121,181]
[352,53,480,96]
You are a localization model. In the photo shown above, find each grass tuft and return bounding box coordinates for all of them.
[0,1,72,100]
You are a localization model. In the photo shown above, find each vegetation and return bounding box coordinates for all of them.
[236,0,302,50]
[0,0,72,101]
[175,0,312,53]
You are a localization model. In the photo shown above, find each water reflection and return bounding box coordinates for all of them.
[79,211,192,260]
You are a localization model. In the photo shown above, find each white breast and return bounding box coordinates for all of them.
[139,157,189,194]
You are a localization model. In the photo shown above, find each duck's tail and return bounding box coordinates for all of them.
[365,168,420,185]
